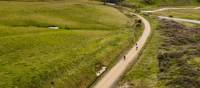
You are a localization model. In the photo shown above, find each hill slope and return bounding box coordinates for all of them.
[0,1,141,88]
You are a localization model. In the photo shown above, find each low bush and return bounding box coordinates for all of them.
[157,20,200,87]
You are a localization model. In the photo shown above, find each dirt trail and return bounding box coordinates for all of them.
[143,7,200,24]
[158,16,200,24]
[93,6,200,88]
[142,7,200,13]
[93,13,151,88]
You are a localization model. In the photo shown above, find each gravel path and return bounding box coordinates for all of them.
[158,16,200,24]
[93,13,151,88]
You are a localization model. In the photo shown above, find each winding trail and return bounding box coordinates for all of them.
[93,6,200,88]
[144,7,200,24]
[93,13,151,88]
[142,7,200,24]
[142,7,200,13]
[158,16,200,24]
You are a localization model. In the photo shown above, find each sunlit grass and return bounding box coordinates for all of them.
[0,1,141,88]
[0,1,128,29]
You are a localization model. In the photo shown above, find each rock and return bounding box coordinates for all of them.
[48,26,59,30]
[96,66,107,77]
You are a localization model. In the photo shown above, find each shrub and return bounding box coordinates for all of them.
[143,0,154,4]
[121,2,136,8]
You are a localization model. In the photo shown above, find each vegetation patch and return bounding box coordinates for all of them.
[157,19,200,88]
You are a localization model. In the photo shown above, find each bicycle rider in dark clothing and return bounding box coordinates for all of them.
[136,43,138,50]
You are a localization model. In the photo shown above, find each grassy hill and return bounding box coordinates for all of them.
[0,0,142,88]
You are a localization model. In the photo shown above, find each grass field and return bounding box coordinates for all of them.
[0,1,142,88]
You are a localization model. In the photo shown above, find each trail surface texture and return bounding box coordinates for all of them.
[158,16,200,24]
[142,7,200,13]
[93,13,151,88]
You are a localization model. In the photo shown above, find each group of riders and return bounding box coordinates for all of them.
[123,43,138,60]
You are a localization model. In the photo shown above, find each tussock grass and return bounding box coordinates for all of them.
[156,20,200,88]
[0,29,132,88]
[188,57,200,68]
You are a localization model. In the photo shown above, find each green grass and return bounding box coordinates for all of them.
[0,29,132,88]
[0,1,128,29]
[188,57,200,68]
[153,9,200,20]
[0,1,142,88]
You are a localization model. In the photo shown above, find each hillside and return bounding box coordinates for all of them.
[0,0,143,88]
[2,0,200,88]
